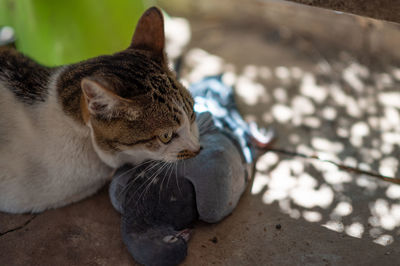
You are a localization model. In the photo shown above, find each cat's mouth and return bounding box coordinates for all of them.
[177,147,202,160]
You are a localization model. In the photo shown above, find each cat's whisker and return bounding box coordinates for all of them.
[175,162,183,197]
[157,162,171,203]
[119,160,160,196]
[116,159,155,182]
[117,164,151,199]
[132,160,168,204]
[158,162,168,194]
[116,159,158,181]
[123,161,164,204]
[165,162,175,191]
[134,161,169,209]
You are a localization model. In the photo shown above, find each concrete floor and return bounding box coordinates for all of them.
[2,1,400,265]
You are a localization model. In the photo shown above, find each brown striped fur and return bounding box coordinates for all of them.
[2,7,199,166]
[57,7,200,164]
[0,7,200,213]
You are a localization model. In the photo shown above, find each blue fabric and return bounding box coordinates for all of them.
[191,75,254,164]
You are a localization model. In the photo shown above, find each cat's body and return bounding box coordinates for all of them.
[0,7,200,213]
[0,48,111,213]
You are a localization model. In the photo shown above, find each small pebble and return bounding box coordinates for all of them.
[275,224,282,230]
[210,236,218,244]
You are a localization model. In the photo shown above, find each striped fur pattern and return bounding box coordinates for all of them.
[0,7,200,213]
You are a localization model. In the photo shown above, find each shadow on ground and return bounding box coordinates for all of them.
[180,13,400,251]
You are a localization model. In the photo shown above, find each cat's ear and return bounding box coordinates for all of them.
[81,77,123,117]
[129,7,165,60]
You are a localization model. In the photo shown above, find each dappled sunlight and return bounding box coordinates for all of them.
[180,44,400,246]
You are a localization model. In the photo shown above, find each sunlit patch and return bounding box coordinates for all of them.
[179,47,400,245]
[322,221,344,233]
[300,73,327,103]
[311,137,344,153]
[351,122,369,138]
[369,198,400,230]
[296,144,314,157]
[290,184,334,209]
[384,107,400,129]
[251,172,269,195]
[222,71,237,87]
[289,133,300,144]
[303,211,322,222]
[336,127,349,138]
[302,117,321,128]
[379,157,398,177]
[330,84,347,106]
[291,96,315,115]
[392,68,400,81]
[367,116,379,128]
[236,76,267,105]
[345,222,364,238]
[324,170,352,185]
[256,152,279,172]
[382,132,400,145]
[184,48,225,83]
[321,107,337,120]
[375,73,393,88]
[373,235,394,246]
[342,63,368,92]
[378,92,400,108]
[275,66,290,81]
[333,202,353,216]
[243,65,258,80]
[279,199,301,219]
[272,104,293,123]
[273,87,288,103]
[345,97,362,118]
[358,162,371,171]
[386,185,400,199]
[343,157,357,167]
[356,176,378,191]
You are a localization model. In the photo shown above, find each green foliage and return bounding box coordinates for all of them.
[0,0,146,66]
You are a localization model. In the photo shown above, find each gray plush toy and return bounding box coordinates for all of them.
[109,76,274,266]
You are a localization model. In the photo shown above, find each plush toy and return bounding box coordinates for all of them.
[109,76,274,266]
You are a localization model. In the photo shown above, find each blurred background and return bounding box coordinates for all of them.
[160,0,400,251]
[1,0,400,264]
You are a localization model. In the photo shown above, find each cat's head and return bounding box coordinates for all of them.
[79,7,200,167]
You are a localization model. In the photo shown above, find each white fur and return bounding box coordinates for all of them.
[0,69,112,213]
[0,69,200,214]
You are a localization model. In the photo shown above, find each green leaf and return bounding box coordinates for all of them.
[0,0,146,66]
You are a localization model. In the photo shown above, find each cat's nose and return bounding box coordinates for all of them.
[189,143,201,153]
[192,146,202,156]
[177,146,202,160]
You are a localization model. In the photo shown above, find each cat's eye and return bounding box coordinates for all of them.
[158,131,174,144]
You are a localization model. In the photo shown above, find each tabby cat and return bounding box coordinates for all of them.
[0,7,200,213]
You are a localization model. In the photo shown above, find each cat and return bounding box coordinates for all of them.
[0,7,201,214]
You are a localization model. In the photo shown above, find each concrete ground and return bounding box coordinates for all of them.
[2,1,400,265]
